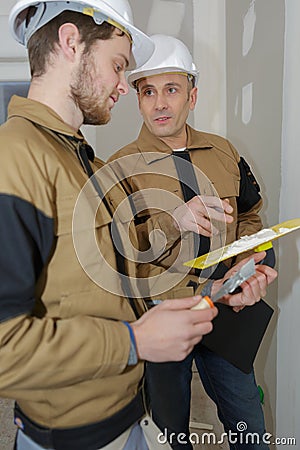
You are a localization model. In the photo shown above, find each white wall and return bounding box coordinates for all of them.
[223,1,300,444]
[225,0,285,438]
[0,2,30,81]
[277,0,300,445]
[192,0,226,136]
[177,1,299,443]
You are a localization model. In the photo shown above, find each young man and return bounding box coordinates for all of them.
[108,34,277,449]
[0,5,223,450]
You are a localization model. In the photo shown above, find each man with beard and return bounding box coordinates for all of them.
[0,2,222,449]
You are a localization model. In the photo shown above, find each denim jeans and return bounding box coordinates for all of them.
[146,345,269,450]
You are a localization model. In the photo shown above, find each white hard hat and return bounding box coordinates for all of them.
[128,34,199,88]
[9,0,154,70]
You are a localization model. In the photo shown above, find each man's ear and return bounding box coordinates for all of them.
[58,23,81,61]
[189,86,198,111]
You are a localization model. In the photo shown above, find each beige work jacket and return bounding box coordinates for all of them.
[108,123,263,299]
[0,96,152,428]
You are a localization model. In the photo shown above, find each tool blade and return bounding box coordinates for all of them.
[211,258,256,303]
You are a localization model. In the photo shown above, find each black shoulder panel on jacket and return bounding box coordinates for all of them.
[0,194,54,322]
[259,247,276,268]
[237,157,261,213]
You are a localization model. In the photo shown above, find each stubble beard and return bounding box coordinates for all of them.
[70,53,111,126]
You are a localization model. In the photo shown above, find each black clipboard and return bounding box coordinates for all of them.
[201,300,274,373]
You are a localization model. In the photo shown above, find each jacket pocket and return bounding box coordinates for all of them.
[55,192,112,237]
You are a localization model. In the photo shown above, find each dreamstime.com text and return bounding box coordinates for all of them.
[157,421,296,446]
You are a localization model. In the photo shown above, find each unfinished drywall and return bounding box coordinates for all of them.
[277,0,300,444]
[192,0,226,136]
[226,0,285,436]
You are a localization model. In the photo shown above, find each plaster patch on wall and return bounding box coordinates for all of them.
[147,0,185,36]
[242,82,253,125]
[234,95,239,117]
[242,0,256,57]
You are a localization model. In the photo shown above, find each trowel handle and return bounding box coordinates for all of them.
[191,296,215,310]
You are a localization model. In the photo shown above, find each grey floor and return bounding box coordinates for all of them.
[0,372,229,449]
[0,398,15,449]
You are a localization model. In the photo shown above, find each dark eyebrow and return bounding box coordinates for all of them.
[139,83,155,90]
[124,57,129,69]
[114,29,130,68]
[139,82,182,91]
[119,54,129,69]
[165,82,182,88]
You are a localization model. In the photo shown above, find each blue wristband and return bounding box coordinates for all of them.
[123,321,138,366]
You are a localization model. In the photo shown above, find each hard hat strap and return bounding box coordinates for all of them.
[82,7,132,43]
[105,17,132,43]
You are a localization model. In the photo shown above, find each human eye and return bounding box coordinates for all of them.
[141,88,154,97]
[115,61,125,73]
[168,87,177,94]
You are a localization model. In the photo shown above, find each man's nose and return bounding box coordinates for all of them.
[155,93,168,110]
[118,73,129,96]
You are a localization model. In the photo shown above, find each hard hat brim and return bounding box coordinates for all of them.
[9,0,154,70]
[128,66,199,88]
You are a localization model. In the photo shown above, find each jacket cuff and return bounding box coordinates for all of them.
[123,322,138,366]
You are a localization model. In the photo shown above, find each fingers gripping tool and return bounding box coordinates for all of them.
[192,258,256,310]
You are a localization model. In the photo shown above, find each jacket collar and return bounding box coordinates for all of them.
[7,95,95,162]
[7,95,84,142]
[136,123,213,165]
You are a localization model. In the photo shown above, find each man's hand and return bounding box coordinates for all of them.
[131,296,218,362]
[211,252,278,312]
[173,195,233,236]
